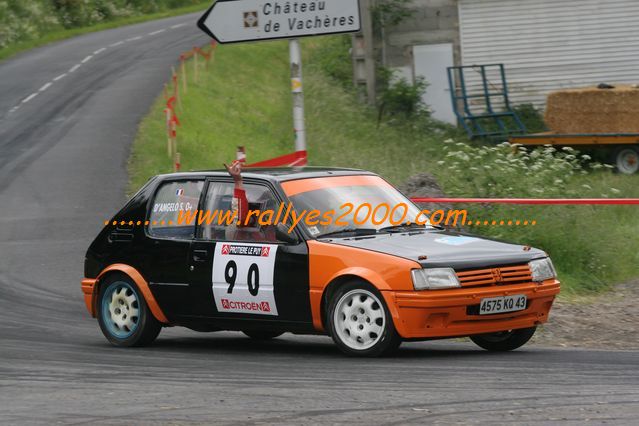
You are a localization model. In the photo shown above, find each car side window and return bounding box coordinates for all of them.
[198,181,281,243]
[148,180,203,239]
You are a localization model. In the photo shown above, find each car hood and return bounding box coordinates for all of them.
[322,229,546,270]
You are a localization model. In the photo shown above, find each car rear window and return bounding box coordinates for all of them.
[148,180,203,239]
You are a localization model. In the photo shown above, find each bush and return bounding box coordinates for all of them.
[310,35,353,89]
[0,1,59,48]
[440,141,610,198]
[372,0,413,29]
[0,0,203,49]
[377,67,429,121]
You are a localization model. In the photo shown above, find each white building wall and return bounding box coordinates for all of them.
[458,0,639,109]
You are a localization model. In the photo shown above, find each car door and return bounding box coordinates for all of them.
[184,179,313,330]
[141,179,204,318]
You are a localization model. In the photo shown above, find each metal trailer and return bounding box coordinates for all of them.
[509,133,639,175]
[447,63,639,174]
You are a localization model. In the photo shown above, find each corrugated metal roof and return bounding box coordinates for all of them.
[458,0,639,110]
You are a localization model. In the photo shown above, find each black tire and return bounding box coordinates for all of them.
[470,327,537,352]
[327,281,401,357]
[242,330,284,340]
[612,146,639,175]
[97,273,161,347]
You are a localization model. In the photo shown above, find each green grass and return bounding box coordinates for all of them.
[129,38,445,188]
[0,2,210,63]
[129,36,639,295]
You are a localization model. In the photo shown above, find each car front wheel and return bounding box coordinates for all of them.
[328,282,401,357]
[470,327,537,351]
[97,274,161,347]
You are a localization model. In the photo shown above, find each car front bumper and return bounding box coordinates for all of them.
[383,279,560,339]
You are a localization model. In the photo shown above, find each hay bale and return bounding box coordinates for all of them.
[545,85,639,133]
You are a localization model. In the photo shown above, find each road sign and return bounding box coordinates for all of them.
[198,0,361,44]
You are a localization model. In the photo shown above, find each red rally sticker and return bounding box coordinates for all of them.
[221,299,271,313]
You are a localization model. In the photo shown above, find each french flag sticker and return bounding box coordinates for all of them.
[176,188,184,196]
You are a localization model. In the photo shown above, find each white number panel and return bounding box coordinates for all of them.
[212,243,279,316]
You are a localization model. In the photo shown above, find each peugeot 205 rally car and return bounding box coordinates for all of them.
[82,168,560,356]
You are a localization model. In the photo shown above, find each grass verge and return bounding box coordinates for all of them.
[129,36,639,295]
[0,2,210,63]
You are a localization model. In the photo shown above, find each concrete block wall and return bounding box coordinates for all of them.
[381,0,460,81]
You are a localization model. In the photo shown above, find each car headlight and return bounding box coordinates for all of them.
[529,258,557,282]
[411,268,460,290]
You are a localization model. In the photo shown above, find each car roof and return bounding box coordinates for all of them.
[156,167,377,183]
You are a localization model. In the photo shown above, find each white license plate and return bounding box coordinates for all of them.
[479,294,527,315]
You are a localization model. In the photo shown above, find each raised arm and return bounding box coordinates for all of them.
[224,160,248,226]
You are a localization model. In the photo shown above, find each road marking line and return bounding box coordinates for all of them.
[109,41,125,47]
[127,36,143,41]
[39,82,53,92]
[69,64,81,73]
[93,47,107,55]
[149,29,166,35]
[170,23,186,29]
[53,73,67,81]
[22,93,38,104]
[81,55,93,63]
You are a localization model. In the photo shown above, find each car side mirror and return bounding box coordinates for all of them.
[275,223,299,244]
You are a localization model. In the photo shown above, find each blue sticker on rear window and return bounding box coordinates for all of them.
[434,236,479,246]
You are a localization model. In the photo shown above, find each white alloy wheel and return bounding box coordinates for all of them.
[107,285,140,336]
[333,289,386,351]
[97,274,161,347]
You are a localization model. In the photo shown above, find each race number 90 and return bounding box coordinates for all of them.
[225,260,259,296]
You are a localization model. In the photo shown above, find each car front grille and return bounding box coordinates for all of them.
[456,264,532,288]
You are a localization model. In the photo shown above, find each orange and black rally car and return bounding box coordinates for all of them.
[82,168,560,356]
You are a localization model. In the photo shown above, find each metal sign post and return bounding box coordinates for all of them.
[198,0,362,158]
[289,39,305,152]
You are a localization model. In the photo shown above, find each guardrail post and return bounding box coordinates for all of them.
[165,108,172,158]
[171,66,181,110]
[181,57,187,94]
[174,152,181,172]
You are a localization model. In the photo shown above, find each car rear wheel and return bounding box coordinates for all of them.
[328,282,401,357]
[470,326,537,351]
[97,274,161,347]
[242,330,284,340]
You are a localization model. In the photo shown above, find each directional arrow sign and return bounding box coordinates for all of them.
[198,0,361,44]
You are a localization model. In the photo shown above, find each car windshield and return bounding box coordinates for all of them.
[284,175,429,238]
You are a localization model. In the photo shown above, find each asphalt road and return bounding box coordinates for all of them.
[1,13,638,425]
